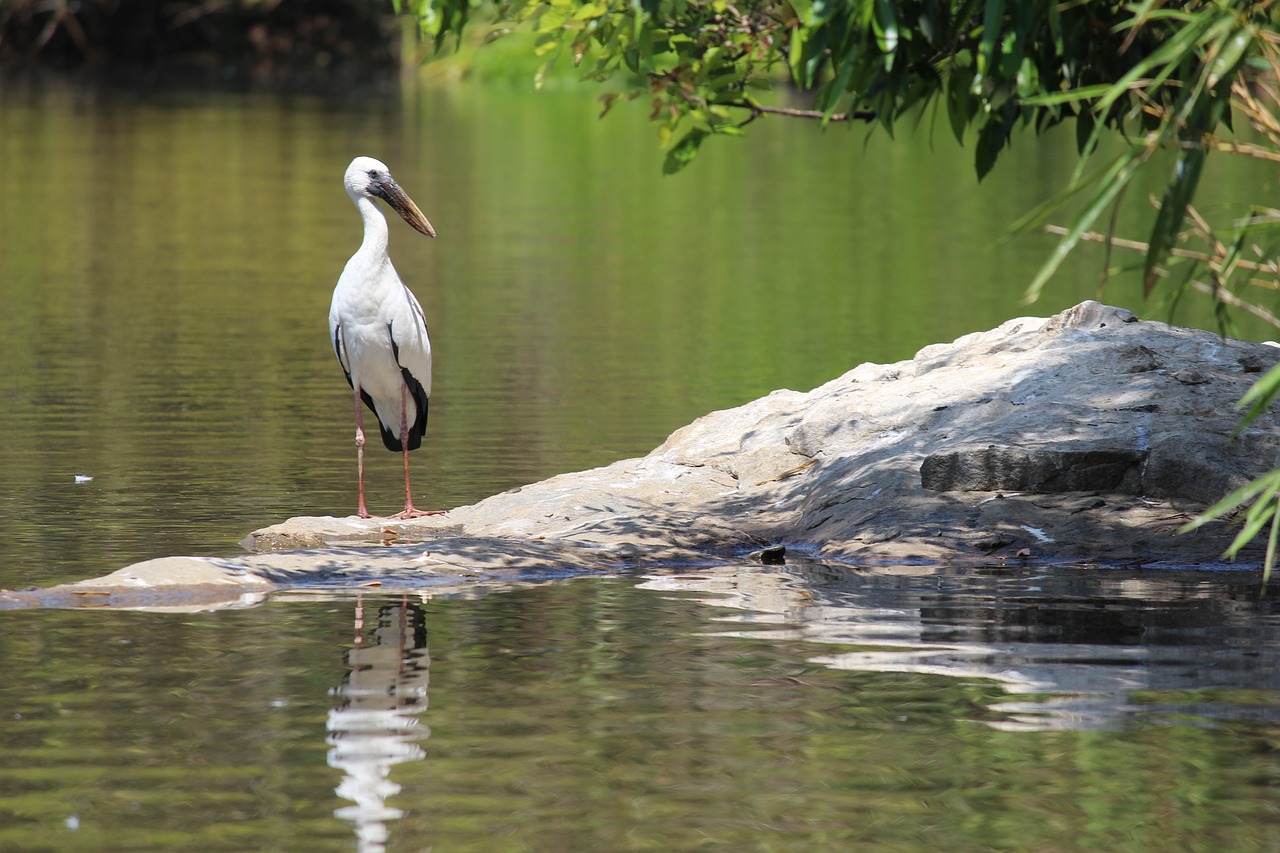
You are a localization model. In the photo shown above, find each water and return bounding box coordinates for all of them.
[1,78,1278,850]
[2,575,1277,851]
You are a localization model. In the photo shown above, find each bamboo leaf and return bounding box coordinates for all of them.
[1208,24,1253,87]
[1267,510,1279,585]
[1144,146,1205,296]
[975,0,1005,87]
[1236,361,1280,431]
[975,115,1008,179]
[1002,160,1110,241]
[1017,84,1115,107]
[946,66,977,144]
[1182,469,1280,532]
[1226,492,1279,559]
[1097,11,1221,113]
[1240,475,1280,530]
[873,0,899,55]
[1023,147,1146,302]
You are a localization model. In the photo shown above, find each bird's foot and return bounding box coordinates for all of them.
[389,506,447,519]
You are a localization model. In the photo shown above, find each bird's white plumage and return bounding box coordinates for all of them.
[329,157,432,447]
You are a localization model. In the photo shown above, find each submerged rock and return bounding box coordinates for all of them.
[9,301,1278,607]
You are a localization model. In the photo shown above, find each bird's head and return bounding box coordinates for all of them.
[344,156,436,238]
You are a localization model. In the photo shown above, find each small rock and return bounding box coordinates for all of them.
[860,527,902,544]
[758,545,787,565]
[1068,497,1107,514]
[1172,369,1211,386]
[1238,353,1274,373]
[975,532,1015,550]
[1123,345,1163,373]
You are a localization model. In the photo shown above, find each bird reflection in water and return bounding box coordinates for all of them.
[327,597,431,853]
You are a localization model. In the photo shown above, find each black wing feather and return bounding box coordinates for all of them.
[387,323,429,452]
[334,321,423,453]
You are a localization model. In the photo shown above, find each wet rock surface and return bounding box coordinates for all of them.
[8,301,1279,607]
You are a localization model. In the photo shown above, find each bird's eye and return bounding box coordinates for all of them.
[367,169,379,179]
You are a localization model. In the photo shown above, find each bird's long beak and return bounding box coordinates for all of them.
[380,180,436,238]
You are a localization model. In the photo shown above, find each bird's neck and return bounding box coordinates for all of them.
[355,195,390,260]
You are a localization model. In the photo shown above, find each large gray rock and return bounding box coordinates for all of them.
[9,301,1278,607]
[244,301,1280,566]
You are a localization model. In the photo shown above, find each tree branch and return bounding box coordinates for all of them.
[726,101,877,122]
[1044,224,1280,280]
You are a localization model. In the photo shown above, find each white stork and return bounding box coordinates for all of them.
[329,156,443,519]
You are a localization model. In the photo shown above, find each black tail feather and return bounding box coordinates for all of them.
[372,369,429,452]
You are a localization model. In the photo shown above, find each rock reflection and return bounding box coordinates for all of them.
[640,563,1280,731]
[327,597,430,853]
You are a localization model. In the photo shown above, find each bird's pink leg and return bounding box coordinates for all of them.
[390,382,445,519]
[353,385,371,519]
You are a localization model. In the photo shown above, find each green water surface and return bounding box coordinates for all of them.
[3,578,1278,852]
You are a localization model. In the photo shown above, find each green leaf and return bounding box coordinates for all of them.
[1074,106,1096,155]
[976,0,1005,82]
[1264,509,1279,585]
[918,3,941,46]
[1237,361,1280,432]
[1208,25,1253,87]
[1015,56,1039,98]
[1023,146,1146,303]
[1239,475,1280,535]
[1182,469,1280,533]
[1003,160,1108,242]
[806,0,839,26]
[1017,84,1115,107]
[1096,11,1221,113]
[1046,0,1063,55]
[663,129,708,174]
[788,0,813,24]
[788,27,813,87]
[974,116,1007,179]
[946,67,977,145]
[873,0,899,55]
[1143,145,1205,296]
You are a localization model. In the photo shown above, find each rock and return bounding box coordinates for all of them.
[0,557,276,611]
[239,514,466,551]
[17,301,1280,604]
[757,544,787,565]
[243,301,1280,567]
[1172,368,1211,385]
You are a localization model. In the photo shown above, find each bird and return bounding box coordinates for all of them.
[329,156,444,519]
